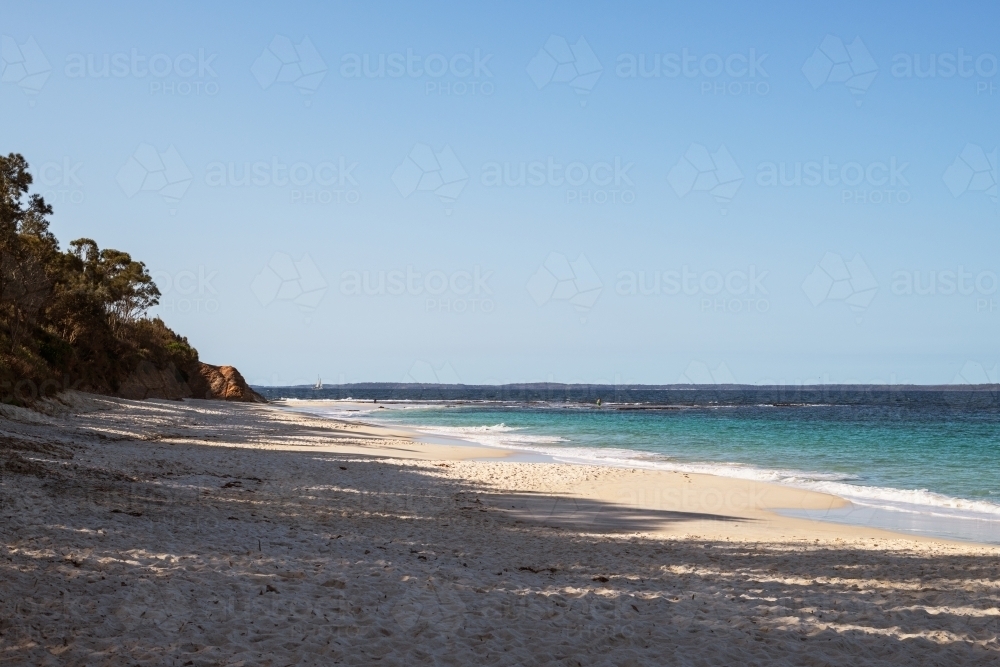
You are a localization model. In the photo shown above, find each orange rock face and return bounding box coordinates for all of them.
[189,363,267,403]
[117,361,266,403]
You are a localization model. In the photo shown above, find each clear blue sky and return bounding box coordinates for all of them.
[4,0,999,385]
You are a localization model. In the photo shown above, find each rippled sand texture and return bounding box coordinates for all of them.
[1,393,998,666]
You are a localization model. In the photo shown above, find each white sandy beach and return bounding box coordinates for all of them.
[1,393,998,665]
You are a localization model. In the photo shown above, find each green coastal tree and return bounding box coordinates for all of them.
[0,153,57,352]
[66,239,161,336]
[0,152,197,400]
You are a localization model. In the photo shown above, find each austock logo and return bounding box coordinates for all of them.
[252,35,327,97]
[151,267,221,315]
[802,252,878,323]
[391,578,466,632]
[891,267,997,297]
[954,361,998,385]
[616,266,769,314]
[1,35,51,101]
[339,47,494,97]
[679,361,737,384]
[756,156,910,205]
[392,143,468,212]
[204,157,360,204]
[251,253,328,312]
[339,266,495,314]
[802,35,877,106]
[527,35,602,101]
[667,143,743,211]
[480,157,635,204]
[943,144,997,204]
[489,591,638,638]
[892,49,999,95]
[402,361,460,384]
[37,158,85,205]
[616,48,769,97]
[1,376,84,403]
[64,47,219,96]
[947,361,1000,407]
[527,253,603,321]
[116,143,193,212]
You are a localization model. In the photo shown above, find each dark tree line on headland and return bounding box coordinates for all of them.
[0,153,199,403]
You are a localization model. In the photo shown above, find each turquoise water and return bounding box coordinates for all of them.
[286,401,1000,542]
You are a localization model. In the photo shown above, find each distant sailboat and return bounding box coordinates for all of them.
[314,375,323,390]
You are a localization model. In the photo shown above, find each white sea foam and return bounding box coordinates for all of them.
[288,404,1000,526]
[410,423,568,448]
[405,422,1000,521]
[802,480,1000,519]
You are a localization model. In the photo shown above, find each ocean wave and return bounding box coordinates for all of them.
[431,423,517,433]
[494,444,859,483]
[287,406,1000,523]
[803,481,1000,518]
[412,427,1000,521]
[412,424,567,446]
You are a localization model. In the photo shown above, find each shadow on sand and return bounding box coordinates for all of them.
[1,430,998,666]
